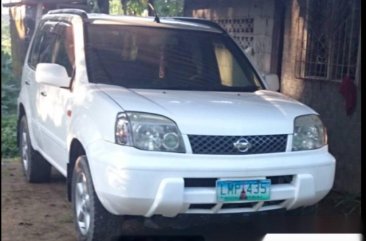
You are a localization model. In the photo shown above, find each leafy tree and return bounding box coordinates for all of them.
[126,0,148,15]
[155,0,184,16]
[108,0,184,16]
[1,24,11,55]
[110,0,124,15]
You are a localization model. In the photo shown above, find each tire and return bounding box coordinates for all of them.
[19,115,51,183]
[71,156,121,241]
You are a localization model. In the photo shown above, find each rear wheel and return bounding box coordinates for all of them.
[19,115,51,182]
[71,156,121,241]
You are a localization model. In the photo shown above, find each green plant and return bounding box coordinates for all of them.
[155,0,184,16]
[2,50,19,115]
[108,0,184,16]
[1,115,18,158]
[2,15,19,116]
[110,0,124,14]
[1,23,11,55]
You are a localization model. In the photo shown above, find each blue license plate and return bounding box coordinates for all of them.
[216,179,271,202]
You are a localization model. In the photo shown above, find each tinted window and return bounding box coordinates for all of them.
[53,23,75,76]
[38,29,57,64]
[27,22,75,77]
[28,22,57,68]
[86,24,263,92]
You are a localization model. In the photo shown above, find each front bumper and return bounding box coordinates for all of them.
[86,140,335,217]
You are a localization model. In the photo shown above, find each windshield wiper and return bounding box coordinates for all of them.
[211,85,260,92]
[153,86,210,91]
[147,85,260,92]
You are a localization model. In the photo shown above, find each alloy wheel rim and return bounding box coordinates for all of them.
[21,131,29,171]
[75,171,91,235]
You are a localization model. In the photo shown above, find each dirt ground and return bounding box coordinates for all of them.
[1,158,361,241]
[1,158,77,241]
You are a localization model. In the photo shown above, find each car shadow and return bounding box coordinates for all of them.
[49,167,67,183]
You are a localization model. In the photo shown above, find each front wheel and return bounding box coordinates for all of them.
[71,156,121,241]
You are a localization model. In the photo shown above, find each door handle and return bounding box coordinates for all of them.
[25,80,30,85]
[40,91,47,97]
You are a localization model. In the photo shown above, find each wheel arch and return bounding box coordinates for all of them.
[67,138,86,201]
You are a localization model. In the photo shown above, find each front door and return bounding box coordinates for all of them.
[37,22,75,174]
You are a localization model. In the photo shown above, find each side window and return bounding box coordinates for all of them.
[28,23,58,69]
[38,30,57,64]
[27,27,43,68]
[27,21,75,78]
[52,23,75,77]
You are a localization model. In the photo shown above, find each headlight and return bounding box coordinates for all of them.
[292,114,327,151]
[115,112,185,153]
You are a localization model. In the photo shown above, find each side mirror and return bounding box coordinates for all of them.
[264,74,280,91]
[35,63,71,88]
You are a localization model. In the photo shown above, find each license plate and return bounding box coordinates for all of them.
[216,179,271,202]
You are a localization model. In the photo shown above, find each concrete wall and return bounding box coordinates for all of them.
[281,0,361,193]
[185,0,361,194]
[184,0,280,75]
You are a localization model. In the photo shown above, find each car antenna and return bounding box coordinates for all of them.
[148,3,160,23]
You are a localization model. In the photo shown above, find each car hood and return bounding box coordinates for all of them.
[96,84,316,135]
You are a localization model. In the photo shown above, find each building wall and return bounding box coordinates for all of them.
[281,0,361,193]
[184,0,280,75]
[185,0,361,194]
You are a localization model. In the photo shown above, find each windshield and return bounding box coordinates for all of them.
[85,23,264,92]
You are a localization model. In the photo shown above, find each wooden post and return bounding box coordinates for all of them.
[8,4,37,81]
[35,3,43,27]
[121,0,128,15]
[148,0,155,16]
[9,5,27,81]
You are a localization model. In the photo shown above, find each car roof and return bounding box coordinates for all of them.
[45,11,224,33]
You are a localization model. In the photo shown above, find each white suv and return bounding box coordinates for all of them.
[17,9,335,241]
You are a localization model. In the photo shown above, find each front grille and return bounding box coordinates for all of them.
[262,200,285,207]
[268,175,293,184]
[186,200,287,212]
[184,175,293,188]
[222,202,256,209]
[189,204,216,209]
[184,178,217,187]
[188,135,287,155]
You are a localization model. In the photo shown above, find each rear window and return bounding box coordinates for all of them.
[85,24,263,92]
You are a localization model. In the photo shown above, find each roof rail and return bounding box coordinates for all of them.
[171,17,226,33]
[47,8,88,19]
